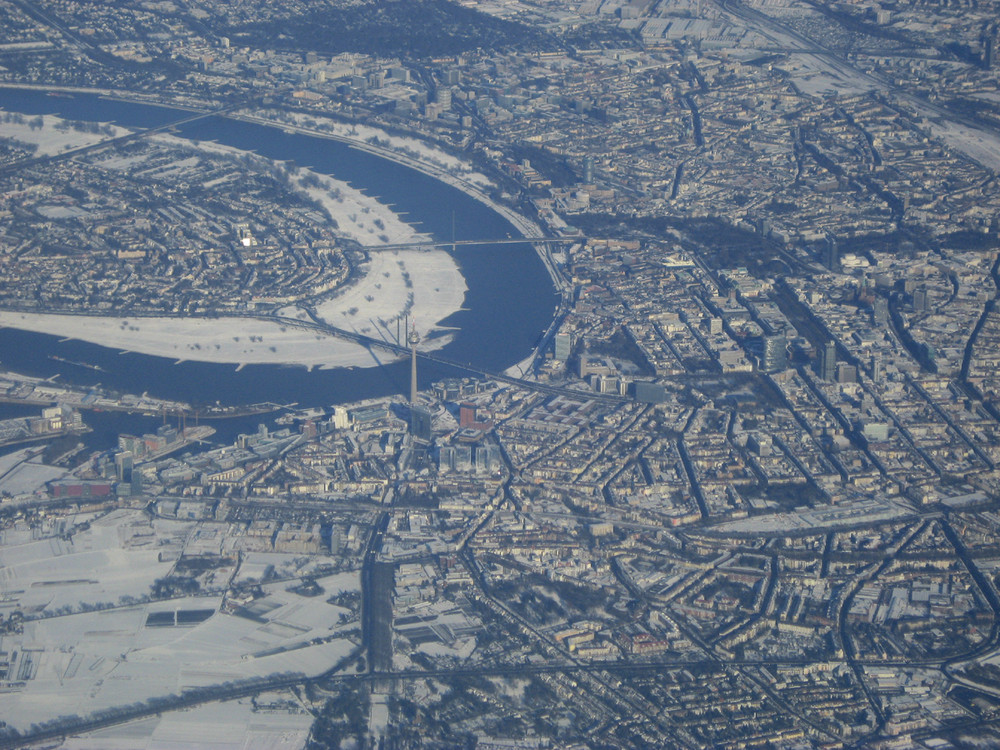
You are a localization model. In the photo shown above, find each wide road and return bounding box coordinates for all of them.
[360,512,392,675]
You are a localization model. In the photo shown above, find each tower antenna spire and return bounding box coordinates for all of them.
[409,325,420,405]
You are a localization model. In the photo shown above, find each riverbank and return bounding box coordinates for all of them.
[0,87,559,405]
[231,109,571,295]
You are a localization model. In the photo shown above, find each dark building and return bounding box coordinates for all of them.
[873,296,889,325]
[836,362,857,384]
[410,406,432,443]
[819,339,837,381]
[824,234,839,271]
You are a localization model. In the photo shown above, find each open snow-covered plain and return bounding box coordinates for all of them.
[53,695,313,750]
[0,508,361,734]
[0,240,467,371]
[0,110,129,156]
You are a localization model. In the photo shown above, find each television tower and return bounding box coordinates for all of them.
[409,326,420,404]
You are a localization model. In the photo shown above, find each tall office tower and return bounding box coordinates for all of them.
[115,452,134,483]
[410,406,432,442]
[554,332,572,361]
[582,155,595,184]
[762,334,787,373]
[819,339,837,381]
[984,33,996,69]
[409,328,419,405]
[824,234,839,271]
[873,296,889,325]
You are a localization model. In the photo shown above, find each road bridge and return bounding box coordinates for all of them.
[0,99,244,178]
[367,236,581,251]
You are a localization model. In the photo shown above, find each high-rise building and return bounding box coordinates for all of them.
[438,445,456,473]
[115,452,133,483]
[554,332,572,361]
[762,335,787,373]
[474,444,501,474]
[331,407,350,430]
[836,362,857,384]
[819,339,837,381]
[410,406,432,443]
[873,296,889,325]
[582,155,595,184]
[824,234,839,271]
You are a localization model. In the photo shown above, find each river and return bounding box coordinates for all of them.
[0,88,558,417]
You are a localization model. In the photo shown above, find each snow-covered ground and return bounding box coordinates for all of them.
[0,447,68,498]
[926,119,1000,173]
[0,243,466,371]
[1,602,355,732]
[0,310,396,369]
[775,53,875,98]
[0,509,179,614]
[0,534,360,732]
[293,169,428,246]
[313,248,466,348]
[55,695,313,750]
[0,110,129,156]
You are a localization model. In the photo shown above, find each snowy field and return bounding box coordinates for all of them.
[0,510,183,614]
[54,695,312,750]
[1,603,356,732]
[0,244,465,372]
[926,120,1000,173]
[0,529,360,733]
[776,54,875,98]
[0,110,129,156]
[0,447,68,497]
[312,248,467,349]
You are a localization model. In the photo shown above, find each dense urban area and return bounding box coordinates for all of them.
[2,0,1000,747]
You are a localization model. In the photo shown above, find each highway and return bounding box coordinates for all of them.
[360,512,393,675]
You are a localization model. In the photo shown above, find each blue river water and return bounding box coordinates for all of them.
[0,89,558,417]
